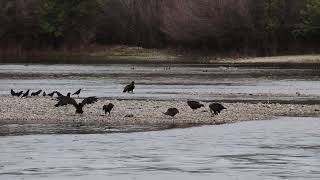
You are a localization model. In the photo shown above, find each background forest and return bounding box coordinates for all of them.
[0,0,319,56]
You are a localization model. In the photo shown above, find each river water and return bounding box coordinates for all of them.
[0,117,320,180]
[1,64,320,179]
[0,64,319,101]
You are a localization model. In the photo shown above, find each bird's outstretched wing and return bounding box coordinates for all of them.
[80,96,98,106]
[55,96,78,107]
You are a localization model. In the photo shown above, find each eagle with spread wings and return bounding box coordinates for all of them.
[55,96,98,114]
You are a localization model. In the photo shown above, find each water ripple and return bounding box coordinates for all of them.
[0,117,320,179]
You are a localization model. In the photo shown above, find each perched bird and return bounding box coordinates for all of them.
[66,92,71,97]
[103,103,114,115]
[164,108,179,117]
[72,89,82,96]
[10,89,16,96]
[55,91,63,97]
[16,91,24,96]
[187,100,204,110]
[123,81,135,93]
[22,89,30,97]
[55,96,98,114]
[209,103,226,116]
[31,90,42,96]
[10,89,23,97]
[17,91,23,97]
[43,91,46,96]
[47,91,55,97]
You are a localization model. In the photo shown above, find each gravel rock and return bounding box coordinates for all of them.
[0,97,319,128]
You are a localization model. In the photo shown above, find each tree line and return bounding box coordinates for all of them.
[0,0,319,56]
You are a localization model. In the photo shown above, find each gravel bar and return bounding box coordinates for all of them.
[0,96,319,129]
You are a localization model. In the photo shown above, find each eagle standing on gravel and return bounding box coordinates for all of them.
[209,103,226,116]
[123,81,135,93]
[72,89,82,96]
[47,91,55,97]
[22,89,30,97]
[31,90,42,96]
[187,100,204,110]
[55,91,63,97]
[164,108,179,117]
[10,89,23,97]
[103,103,114,115]
[55,96,98,114]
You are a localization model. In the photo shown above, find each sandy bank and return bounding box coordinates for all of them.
[0,97,319,129]
[214,55,320,65]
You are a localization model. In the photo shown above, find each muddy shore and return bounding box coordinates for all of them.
[0,96,319,131]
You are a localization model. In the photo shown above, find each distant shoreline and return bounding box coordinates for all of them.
[0,46,319,67]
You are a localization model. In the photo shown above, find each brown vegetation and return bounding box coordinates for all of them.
[0,0,319,58]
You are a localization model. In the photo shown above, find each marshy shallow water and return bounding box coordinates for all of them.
[0,117,319,180]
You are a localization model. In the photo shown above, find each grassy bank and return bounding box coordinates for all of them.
[1,46,320,66]
[0,46,178,64]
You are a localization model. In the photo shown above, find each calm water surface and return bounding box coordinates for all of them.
[0,64,319,101]
[1,117,320,180]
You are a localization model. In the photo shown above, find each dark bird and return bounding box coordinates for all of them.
[47,91,55,97]
[164,108,179,117]
[10,89,23,97]
[43,91,46,96]
[55,91,63,97]
[209,103,226,116]
[31,90,42,96]
[187,100,204,110]
[72,89,82,96]
[10,89,16,96]
[16,91,24,96]
[66,92,71,97]
[22,89,30,97]
[55,96,98,114]
[123,81,135,93]
[103,103,114,115]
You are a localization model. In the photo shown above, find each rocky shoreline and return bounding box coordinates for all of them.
[0,96,319,130]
